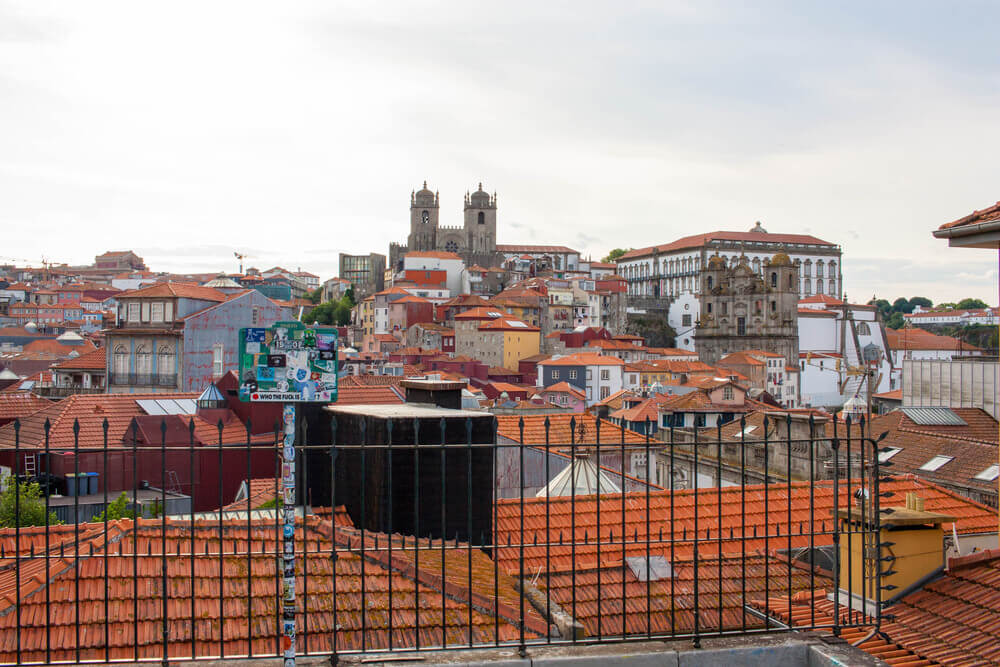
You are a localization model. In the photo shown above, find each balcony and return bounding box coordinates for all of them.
[109,372,178,387]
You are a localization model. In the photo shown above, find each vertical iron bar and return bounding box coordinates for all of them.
[595,417,602,642]
[466,418,474,648]
[845,415,853,625]
[808,414,816,630]
[413,418,421,651]
[786,414,793,636]
[13,418,21,667]
[739,415,746,634]
[440,417,447,649]
[329,416,339,663]
[274,420,282,659]
[831,415,841,637]
[517,417,526,657]
[359,417,367,653]
[189,419,196,660]
[280,405,297,665]
[644,417,651,639]
[669,422,676,638]
[762,417,769,632]
[45,419,53,664]
[692,418,700,647]
[544,417,551,643]
[73,419,80,665]
[160,419,168,665]
[386,418,394,651]
[245,420,253,658]
[716,419,723,635]
[620,422,626,642]
[133,419,140,662]
[217,420,225,659]
[103,419,110,661]
[569,416,577,643]
[492,415,499,647]
[301,416,310,655]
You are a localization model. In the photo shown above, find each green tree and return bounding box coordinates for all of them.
[885,312,905,329]
[602,248,631,263]
[957,298,988,310]
[892,297,914,314]
[0,477,61,528]
[91,491,136,522]
[869,298,892,316]
[305,292,354,326]
[305,287,323,304]
[908,296,933,309]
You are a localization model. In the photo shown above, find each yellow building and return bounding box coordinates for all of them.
[477,317,541,371]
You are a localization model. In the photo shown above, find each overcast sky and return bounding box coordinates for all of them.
[1,1,998,304]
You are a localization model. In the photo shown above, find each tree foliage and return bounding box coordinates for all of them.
[602,248,631,263]
[91,491,137,522]
[957,297,988,310]
[305,289,356,327]
[0,478,61,528]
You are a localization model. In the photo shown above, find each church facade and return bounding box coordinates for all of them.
[694,252,800,366]
[389,182,503,271]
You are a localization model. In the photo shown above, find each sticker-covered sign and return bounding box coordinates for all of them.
[237,321,338,403]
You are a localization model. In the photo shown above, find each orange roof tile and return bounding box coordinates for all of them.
[620,231,835,260]
[116,282,227,302]
[0,392,52,421]
[496,414,647,445]
[404,250,463,260]
[0,515,546,662]
[49,346,106,370]
[539,381,585,401]
[938,199,1000,230]
[494,475,996,576]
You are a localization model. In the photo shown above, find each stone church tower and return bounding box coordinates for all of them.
[464,183,497,255]
[408,181,440,252]
[694,252,799,366]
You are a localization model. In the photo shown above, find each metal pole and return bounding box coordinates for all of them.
[281,403,297,666]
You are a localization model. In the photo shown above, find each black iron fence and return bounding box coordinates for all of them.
[108,372,178,387]
[0,412,886,664]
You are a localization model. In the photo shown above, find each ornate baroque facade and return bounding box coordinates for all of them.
[694,252,800,366]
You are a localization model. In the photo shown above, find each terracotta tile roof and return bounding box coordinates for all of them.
[938,199,1000,230]
[539,381,585,401]
[586,339,640,351]
[493,476,995,575]
[886,327,981,352]
[478,317,539,332]
[487,381,530,395]
[619,231,835,260]
[0,392,198,451]
[541,353,625,367]
[390,294,431,304]
[798,294,845,306]
[339,375,404,387]
[440,294,491,308]
[593,388,633,409]
[873,389,902,400]
[404,250,463,260]
[336,384,405,405]
[609,396,662,423]
[49,346,106,370]
[718,351,765,366]
[538,555,830,638]
[761,550,1000,666]
[0,392,52,421]
[797,307,837,316]
[496,414,647,446]
[0,516,545,662]
[116,282,227,302]
[220,477,281,512]
[453,306,507,321]
[497,244,579,254]
[645,347,697,357]
[373,334,398,342]
[22,338,97,357]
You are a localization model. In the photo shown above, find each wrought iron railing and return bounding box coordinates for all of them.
[108,372,177,387]
[0,413,886,664]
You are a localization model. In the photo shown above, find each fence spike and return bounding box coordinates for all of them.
[682,526,686,540]
[584,530,588,544]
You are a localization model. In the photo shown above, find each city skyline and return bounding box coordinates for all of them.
[2,2,999,303]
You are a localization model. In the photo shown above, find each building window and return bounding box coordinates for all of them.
[706,276,713,290]
[682,314,692,327]
[212,343,224,378]
[770,301,776,312]
[158,345,175,375]
[723,385,733,400]
[478,211,485,225]
[251,307,260,326]
[771,272,777,287]
[857,322,871,335]
[135,345,151,375]
[600,386,610,399]
[150,302,164,322]
[600,369,610,381]
[127,302,140,322]
[113,345,129,375]
[737,317,746,336]
[706,303,712,314]
[141,302,150,322]
[551,370,560,380]
[569,370,577,379]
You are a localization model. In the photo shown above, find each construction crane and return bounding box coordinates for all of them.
[234,251,253,275]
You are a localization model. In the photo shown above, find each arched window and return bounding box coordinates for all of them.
[788,274,795,289]
[477,211,485,225]
[770,272,777,287]
[421,210,429,224]
[135,345,151,375]
[857,322,871,335]
[770,300,776,312]
[158,345,175,375]
[113,345,129,375]
[752,257,761,274]
[816,260,824,278]
[721,302,728,315]
[828,261,836,278]
[707,303,712,313]
[706,276,713,290]
[804,278,811,295]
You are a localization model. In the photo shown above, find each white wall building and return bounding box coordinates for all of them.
[618,224,843,352]
[402,251,467,296]
[797,295,892,408]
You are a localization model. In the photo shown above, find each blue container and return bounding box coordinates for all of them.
[85,472,98,495]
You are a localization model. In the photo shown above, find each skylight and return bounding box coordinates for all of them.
[878,447,902,462]
[625,556,673,581]
[919,455,953,472]
[974,464,1000,481]
[506,320,528,328]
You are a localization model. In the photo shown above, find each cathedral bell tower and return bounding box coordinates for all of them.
[409,181,440,252]
[463,182,497,255]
